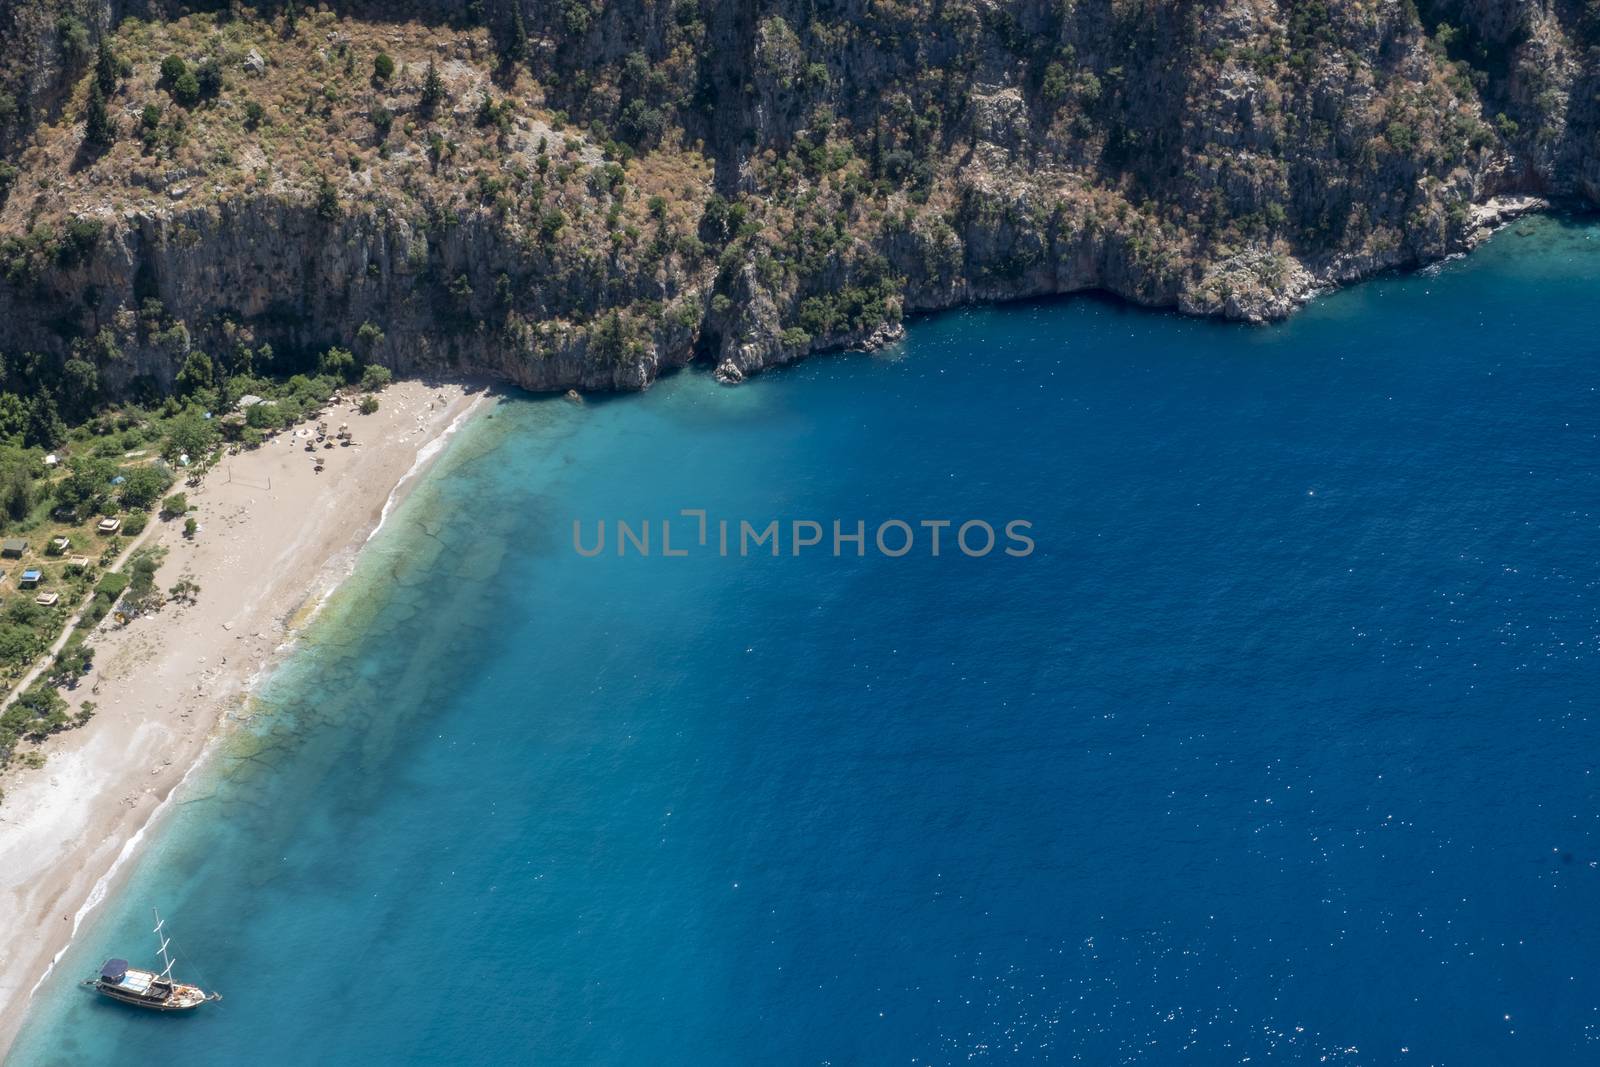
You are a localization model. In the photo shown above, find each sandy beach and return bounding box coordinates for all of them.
[0,379,491,1058]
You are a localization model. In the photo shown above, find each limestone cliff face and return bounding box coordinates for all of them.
[0,0,1596,399]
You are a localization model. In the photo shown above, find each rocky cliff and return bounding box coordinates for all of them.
[0,0,1595,407]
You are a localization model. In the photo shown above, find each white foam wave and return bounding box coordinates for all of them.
[368,393,488,545]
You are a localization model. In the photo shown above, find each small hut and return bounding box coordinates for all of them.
[1,538,27,558]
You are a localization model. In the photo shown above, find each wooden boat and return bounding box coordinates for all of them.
[83,909,221,1012]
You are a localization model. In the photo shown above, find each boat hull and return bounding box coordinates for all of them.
[93,987,203,1011]
[89,976,213,1011]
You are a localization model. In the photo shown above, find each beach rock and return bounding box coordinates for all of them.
[852,322,906,352]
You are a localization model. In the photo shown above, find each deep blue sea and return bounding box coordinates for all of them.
[9,217,1600,1064]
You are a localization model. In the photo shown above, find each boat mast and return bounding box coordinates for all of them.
[152,908,176,983]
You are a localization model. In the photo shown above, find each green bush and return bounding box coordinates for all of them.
[173,70,200,107]
[195,59,223,98]
[95,571,130,599]
[360,364,392,391]
[373,53,395,82]
[245,402,280,430]
[121,511,149,536]
[161,492,189,519]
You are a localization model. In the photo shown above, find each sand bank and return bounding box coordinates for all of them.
[0,379,492,1057]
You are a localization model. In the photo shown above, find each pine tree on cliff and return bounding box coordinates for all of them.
[508,6,528,63]
[420,58,446,114]
[84,81,114,148]
[94,37,118,96]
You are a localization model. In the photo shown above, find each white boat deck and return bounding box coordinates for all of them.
[117,968,159,995]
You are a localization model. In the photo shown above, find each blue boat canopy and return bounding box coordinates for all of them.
[100,959,129,982]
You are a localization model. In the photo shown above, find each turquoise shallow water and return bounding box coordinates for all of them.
[9,216,1600,1064]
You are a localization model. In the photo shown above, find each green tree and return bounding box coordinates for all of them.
[173,70,200,107]
[245,402,280,430]
[0,447,34,524]
[5,682,69,743]
[355,320,385,356]
[58,16,91,66]
[159,55,188,84]
[360,364,392,391]
[373,52,395,82]
[315,175,340,220]
[84,81,115,148]
[507,6,528,61]
[119,465,173,510]
[95,37,119,95]
[1041,62,1069,105]
[163,412,217,464]
[0,393,27,443]
[420,59,445,113]
[56,456,115,517]
[196,59,223,98]
[318,346,358,381]
[61,358,100,417]
[26,393,65,450]
[174,350,214,395]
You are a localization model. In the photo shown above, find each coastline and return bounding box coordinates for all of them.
[0,378,492,1061]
